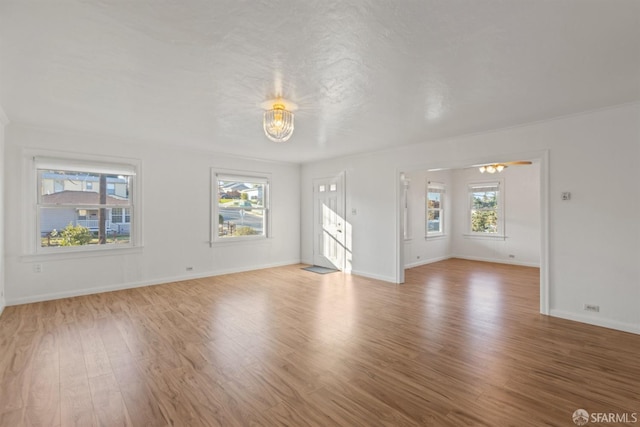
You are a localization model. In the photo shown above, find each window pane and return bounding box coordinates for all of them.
[218,179,264,206]
[472,191,497,209]
[37,168,134,249]
[39,170,131,204]
[427,192,441,209]
[427,210,442,232]
[218,207,265,238]
[471,209,498,233]
[39,207,130,247]
[426,185,445,236]
[215,175,269,240]
[468,182,501,235]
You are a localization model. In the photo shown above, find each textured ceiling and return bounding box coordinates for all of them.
[1,1,639,163]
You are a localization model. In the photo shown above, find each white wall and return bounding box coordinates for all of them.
[451,163,540,267]
[301,103,640,334]
[0,106,8,316]
[301,153,401,282]
[4,123,301,304]
[403,169,453,267]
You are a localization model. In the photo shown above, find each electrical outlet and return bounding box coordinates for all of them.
[33,264,42,273]
[584,304,600,312]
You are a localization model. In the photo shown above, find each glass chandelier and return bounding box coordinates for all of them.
[263,103,294,142]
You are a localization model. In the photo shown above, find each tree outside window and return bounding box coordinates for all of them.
[469,182,502,235]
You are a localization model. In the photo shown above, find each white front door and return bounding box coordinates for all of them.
[313,173,346,270]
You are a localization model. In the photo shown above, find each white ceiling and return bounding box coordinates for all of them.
[1,1,639,163]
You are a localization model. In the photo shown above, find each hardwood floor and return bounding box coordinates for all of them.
[1,258,639,426]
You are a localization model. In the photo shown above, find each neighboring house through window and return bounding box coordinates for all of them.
[111,208,131,224]
[468,181,504,236]
[426,182,445,237]
[213,171,269,242]
[35,156,137,250]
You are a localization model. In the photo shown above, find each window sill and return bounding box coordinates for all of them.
[462,234,507,241]
[425,234,447,240]
[22,245,144,262]
[211,236,270,246]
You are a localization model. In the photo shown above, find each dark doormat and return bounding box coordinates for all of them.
[302,266,339,274]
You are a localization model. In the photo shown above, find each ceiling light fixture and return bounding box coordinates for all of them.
[263,102,294,142]
[479,164,507,174]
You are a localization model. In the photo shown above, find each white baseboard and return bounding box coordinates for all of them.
[405,255,451,269]
[550,309,640,335]
[0,296,5,317]
[349,269,396,284]
[451,254,540,268]
[5,259,301,306]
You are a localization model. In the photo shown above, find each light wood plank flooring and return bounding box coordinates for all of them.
[1,259,639,426]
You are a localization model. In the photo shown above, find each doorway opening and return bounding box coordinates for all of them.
[396,151,549,314]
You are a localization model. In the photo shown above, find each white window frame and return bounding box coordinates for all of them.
[27,152,141,256]
[467,180,505,238]
[426,181,445,238]
[211,170,270,244]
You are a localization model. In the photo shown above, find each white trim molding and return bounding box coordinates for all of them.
[451,255,540,268]
[550,309,640,336]
[5,259,302,306]
[405,255,451,269]
[0,105,9,125]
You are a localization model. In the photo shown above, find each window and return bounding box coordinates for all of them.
[35,156,136,251]
[426,182,445,237]
[469,181,503,235]
[111,208,131,224]
[213,172,269,241]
